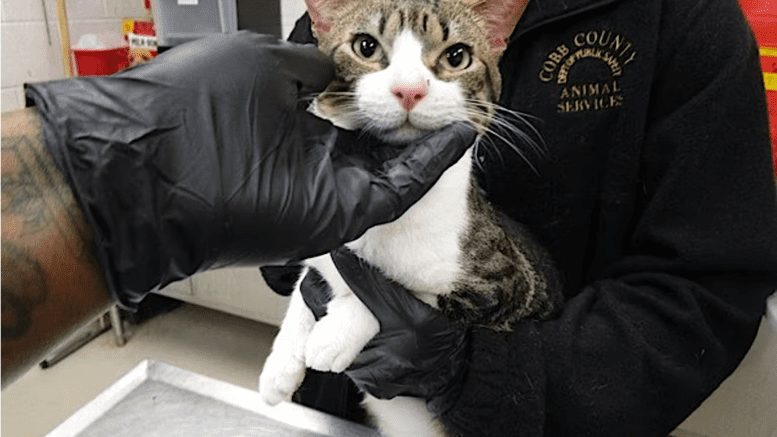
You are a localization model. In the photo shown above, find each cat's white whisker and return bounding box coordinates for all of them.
[490,114,545,153]
[478,128,539,175]
[460,99,547,170]
[453,108,540,175]
[493,108,548,156]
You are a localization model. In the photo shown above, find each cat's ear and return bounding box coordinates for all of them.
[469,0,530,54]
[305,0,343,36]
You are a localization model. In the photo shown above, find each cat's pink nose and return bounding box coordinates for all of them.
[391,82,427,111]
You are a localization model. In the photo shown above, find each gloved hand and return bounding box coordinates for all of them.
[301,247,552,434]
[299,247,470,409]
[25,31,475,309]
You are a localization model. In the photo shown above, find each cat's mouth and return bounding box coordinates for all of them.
[373,120,432,144]
[331,116,455,170]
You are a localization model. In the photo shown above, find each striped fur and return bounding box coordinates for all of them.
[260,1,560,436]
[306,0,561,333]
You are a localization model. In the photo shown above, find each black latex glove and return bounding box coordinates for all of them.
[303,248,549,432]
[25,31,475,310]
[301,247,470,408]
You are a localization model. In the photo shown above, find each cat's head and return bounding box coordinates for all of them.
[305,0,527,144]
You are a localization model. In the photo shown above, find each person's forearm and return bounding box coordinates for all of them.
[1,107,112,388]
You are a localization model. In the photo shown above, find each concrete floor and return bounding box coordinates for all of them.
[1,304,278,437]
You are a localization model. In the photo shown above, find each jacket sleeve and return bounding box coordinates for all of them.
[440,2,777,436]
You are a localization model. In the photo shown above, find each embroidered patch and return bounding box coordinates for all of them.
[538,29,637,114]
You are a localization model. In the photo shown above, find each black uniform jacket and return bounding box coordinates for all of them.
[290,0,777,435]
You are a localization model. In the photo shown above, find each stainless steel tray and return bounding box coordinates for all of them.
[44,359,380,437]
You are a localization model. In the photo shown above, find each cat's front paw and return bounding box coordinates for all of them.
[304,304,380,373]
[258,350,306,406]
[305,321,362,372]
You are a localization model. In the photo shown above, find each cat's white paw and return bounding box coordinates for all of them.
[258,350,306,406]
[305,320,362,372]
[304,304,380,372]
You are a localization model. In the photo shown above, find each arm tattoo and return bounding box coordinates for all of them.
[1,243,48,338]
[1,108,101,339]
[2,139,56,234]
[2,116,93,250]
[1,108,111,387]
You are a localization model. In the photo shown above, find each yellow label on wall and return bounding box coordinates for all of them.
[123,19,135,35]
[761,47,777,58]
[761,47,777,91]
[765,72,777,91]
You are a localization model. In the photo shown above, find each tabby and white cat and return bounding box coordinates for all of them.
[259,0,561,435]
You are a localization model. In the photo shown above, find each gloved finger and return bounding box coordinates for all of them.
[329,247,442,326]
[330,247,470,400]
[380,121,476,181]
[283,119,476,261]
[345,322,469,400]
[353,122,477,229]
[298,268,332,321]
[259,264,304,296]
[263,42,336,96]
[329,121,477,177]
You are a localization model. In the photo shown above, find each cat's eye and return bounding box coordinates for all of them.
[442,43,472,71]
[352,34,382,61]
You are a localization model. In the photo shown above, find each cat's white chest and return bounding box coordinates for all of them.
[344,148,473,304]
